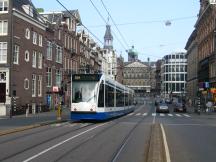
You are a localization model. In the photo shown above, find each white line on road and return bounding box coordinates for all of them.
[143,113,148,116]
[175,114,182,117]
[136,113,141,116]
[160,113,165,117]
[160,124,171,162]
[183,114,191,118]
[128,113,134,116]
[152,113,156,116]
[168,114,173,117]
[23,123,107,162]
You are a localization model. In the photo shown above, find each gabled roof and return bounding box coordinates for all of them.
[13,0,44,23]
[125,61,147,68]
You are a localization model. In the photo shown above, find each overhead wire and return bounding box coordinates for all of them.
[88,15,197,28]
[56,0,104,46]
[100,0,130,49]
[88,0,128,51]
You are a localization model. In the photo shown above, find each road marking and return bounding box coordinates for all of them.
[152,113,156,116]
[168,114,173,117]
[175,114,182,117]
[183,114,191,118]
[23,123,107,162]
[160,124,171,162]
[128,113,134,116]
[160,113,165,117]
[143,113,148,116]
[136,113,141,116]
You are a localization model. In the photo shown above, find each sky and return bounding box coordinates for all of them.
[32,0,200,62]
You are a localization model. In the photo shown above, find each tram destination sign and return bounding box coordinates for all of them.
[72,74,102,81]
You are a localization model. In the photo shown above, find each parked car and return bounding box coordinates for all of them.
[174,102,186,112]
[165,98,172,104]
[156,102,169,113]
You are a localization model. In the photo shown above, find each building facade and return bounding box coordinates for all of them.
[185,30,198,105]
[0,0,103,116]
[161,52,187,98]
[155,59,162,94]
[123,61,156,96]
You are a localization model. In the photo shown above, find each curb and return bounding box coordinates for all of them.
[0,119,68,136]
[147,124,165,162]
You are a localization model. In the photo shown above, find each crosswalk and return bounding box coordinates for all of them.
[128,112,191,118]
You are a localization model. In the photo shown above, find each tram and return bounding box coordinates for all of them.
[71,74,135,120]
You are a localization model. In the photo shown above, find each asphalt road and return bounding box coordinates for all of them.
[0,98,216,162]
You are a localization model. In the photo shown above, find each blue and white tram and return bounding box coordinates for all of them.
[71,74,135,120]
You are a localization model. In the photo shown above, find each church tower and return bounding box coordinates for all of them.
[104,23,113,50]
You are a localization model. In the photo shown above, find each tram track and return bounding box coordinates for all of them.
[53,108,148,162]
[0,122,96,161]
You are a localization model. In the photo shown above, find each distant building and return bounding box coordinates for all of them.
[155,59,162,94]
[123,61,156,96]
[185,30,198,105]
[128,46,138,62]
[161,52,187,97]
[103,23,117,81]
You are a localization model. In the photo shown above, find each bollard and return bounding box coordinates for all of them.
[57,104,62,120]
[26,104,29,117]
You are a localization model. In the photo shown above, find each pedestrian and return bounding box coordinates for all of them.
[206,101,213,113]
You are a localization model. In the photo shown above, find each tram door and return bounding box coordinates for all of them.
[0,83,6,103]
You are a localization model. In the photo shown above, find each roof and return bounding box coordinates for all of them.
[13,0,44,23]
[124,61,147,68]
[104,24,113,40]
[40,10,82,25]
[128,46,138,56]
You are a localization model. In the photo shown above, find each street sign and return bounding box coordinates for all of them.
[52,86,59,92]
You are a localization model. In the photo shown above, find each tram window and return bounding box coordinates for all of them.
[125,93,129,106]
[98,83,104,107]
[116,89,124,107]
[105,85,114,107]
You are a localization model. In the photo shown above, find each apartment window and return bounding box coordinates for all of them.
[46,67,52,87]
[46,41,52,60]
[32,51,37,68]
[25,28,30,39]
[56,69,62,87]
[0,20,7,35]
[33,32,37,45]
[32,74,36,97]
[56,45,62,63]
[0,42,6,63]
[38,34,43,47]
[25,50,29,62]
[58,29,61,40]
[38,75,42,97]
[13,44,19,64]
[38,52,42,69]
[0,0,8,12]
[24,78,29,90]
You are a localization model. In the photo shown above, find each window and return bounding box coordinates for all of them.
[38,34,43,47]
[24,78,29,90]
[32,74,36,97]
[22,4,33,17]
[25,50,29,62]
[38,75,42,97]
[0,20,7,35]
[33,32,37,45]
[58,29,61,40]
[0,42,7,63]
[46,41,52,60]
[38,52,42,69]
[98,83,104,107]
[13,44,19,64]
[25,28,30,39]
[55,69,62,87]
[56,45,62,63]
[32,51,36,68]
[46,67,52,87]
[0,0,8,12]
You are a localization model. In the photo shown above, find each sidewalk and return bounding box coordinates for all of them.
[0,107,70,133]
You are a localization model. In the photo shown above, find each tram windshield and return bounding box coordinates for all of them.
[72,81,98,103]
